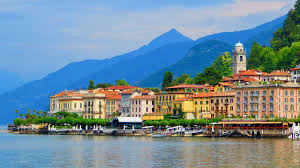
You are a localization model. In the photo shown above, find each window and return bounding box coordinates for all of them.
[270,90,274,96]
[195,101,198,105]
[244,91,248,97]
[291,98,294,103]
[230,106,233,111]
[285,98,288,103]
[146,107,148,112]
[146,100,148,105]
[256,91,259,96]
[263,91,266,96]
[237,92,241,97]
[285,91,288,96]
[240,56,243,62]
[206,101,208,105]
[291,105,294,111]
[285,105,288,111]
[291,91,294,96]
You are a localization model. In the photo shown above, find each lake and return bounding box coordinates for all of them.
[0,133,300,168]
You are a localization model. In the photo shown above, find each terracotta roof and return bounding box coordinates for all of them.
[242,77,257,82]
[264,71,290,76]
[106,95,121,100]
[83,91,120,98]
[238,69,262,76]
[192,92,214,98]
[104,85,139,90]
[50,90,88,98]
[156,92,194,95]
[165,84,209,89]
[130,95,155,100]
[218,82,235,88]
[291,68,300,71]
[173,96,193,102]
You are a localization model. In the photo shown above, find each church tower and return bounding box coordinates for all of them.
[232,41,246,74]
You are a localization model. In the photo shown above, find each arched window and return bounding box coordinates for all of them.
[240,56,243,62]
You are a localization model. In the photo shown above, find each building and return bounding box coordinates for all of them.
[232,41,246,74]
[214,82,235,92]
[49,90,89,116]
[290,64,300,82]
[105,95,121,118]
[154,92,193,114]
[210,92,235,118]
[120,89,154,117]
[172,96,195,119]
[82,91,120,119]
[103,85,139,91]
[262,70,291,82]
[192,92,214,119]
[165,84,211,93]
[130,95,155,118]
[235,83,300,119]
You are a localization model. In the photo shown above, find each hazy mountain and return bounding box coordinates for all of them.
[136,15,287,88]
[0,70,24,94]
[136,40,233,87]
[0,29,193,124]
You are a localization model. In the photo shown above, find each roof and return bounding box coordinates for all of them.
[238,69,262,76]
[83,91,120,98]
[104,85,139,90]
[192,92,214,98]
[50,90,88,98]
[173,97,193,102]
[165,84,209,90]
[264,71,290,76]
[291,68,300,71]
[114,117,143,123]
[106,95,121,100]
[131,95,155,100]
[156,92,194,95]
[235,42,244,47]
[217,82,235,88]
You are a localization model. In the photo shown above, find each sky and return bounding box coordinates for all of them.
[0,0,297,82]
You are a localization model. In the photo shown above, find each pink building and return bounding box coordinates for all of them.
[105,95,121,118]
[235,83,300,119]
[130,95,155,118]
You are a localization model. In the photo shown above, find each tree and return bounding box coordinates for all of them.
[162,71,173,90]
[37,110,42,116]
[247,42,263,70]
[271,0,300,51]
[88,80,96,90]
[43,111,48,117]
[145,87,161,93]
[194,66,222,85]
[19,114,23,119]
[261,48,277,73]
[116,79,129,86]
[96,83,113,88]
[212,52,232,77]
[172,74,193,85]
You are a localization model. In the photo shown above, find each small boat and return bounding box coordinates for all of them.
[152,133,165,138]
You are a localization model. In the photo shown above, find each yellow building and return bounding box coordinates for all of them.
[172,97,195,119]
[214,82,235,92]
[49,90,88,116]
[82,91,120,119]
[165,84,211,93]
[192,92,214,119]
[154,92,193,114]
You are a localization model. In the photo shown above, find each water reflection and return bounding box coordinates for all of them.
[0,133,299,168]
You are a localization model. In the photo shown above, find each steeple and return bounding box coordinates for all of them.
[232,41,246,74]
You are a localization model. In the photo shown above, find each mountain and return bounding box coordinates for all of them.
[196,14,287,48]
[0,69,24,94]
[136,40,233,87]
[0,29,193,124]
[136,15,287,88]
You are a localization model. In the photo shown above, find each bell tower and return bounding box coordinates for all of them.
[232,41,246,74]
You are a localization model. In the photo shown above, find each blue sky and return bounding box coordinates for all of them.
[0,0,296,81]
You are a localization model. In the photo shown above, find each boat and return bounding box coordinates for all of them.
[152,133,165,138]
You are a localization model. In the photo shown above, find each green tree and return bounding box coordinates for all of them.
[19,114,23,119]
[247,42,263,69]
[271,0,300,50]
[116,79,129,86]
[162,71,173,90]
[260,47,277,72]
[145,87,161,93]
[194,65,222,85]
[172,74,193,85]
[43,111,48,117]
[212,52,232,77]
[88,80,96,90]
[95,83,114,88]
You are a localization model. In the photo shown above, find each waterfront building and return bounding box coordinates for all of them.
[82,91,119,119]
[235,83,300,119]
[192,92,214,119]
[120,89,154,117]
[154,92,193,114]
[172,96,195,119]
[232,41,246,74]
[105,95,121,118]
[210,92,236,118]
[130,95,155,118]
[49,90,89,116]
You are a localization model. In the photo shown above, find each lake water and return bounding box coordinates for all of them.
[1,133,300,168]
